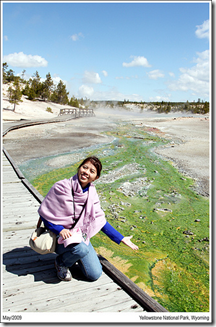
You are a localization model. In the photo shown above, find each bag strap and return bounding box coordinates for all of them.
[37,217,42,228]
[71,188,88,229]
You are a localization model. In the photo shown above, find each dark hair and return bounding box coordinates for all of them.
[78,156,102,177]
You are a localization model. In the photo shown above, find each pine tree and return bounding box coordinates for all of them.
[55,80,69,104]
[69,96,79,108]
[21,69,26,82]
[3,62,8,83]
[8,78,23,111]
[203,102,209,114]
[6,68,15,83]
[26,71,42,100]
[41,72,54,101]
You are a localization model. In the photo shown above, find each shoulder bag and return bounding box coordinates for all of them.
[29,217,57,255]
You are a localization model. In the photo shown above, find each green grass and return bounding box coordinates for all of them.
[31,123,209,312]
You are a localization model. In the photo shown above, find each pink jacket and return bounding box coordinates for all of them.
[38,174,106,245]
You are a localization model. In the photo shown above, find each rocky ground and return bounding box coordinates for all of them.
[2,90,210,198]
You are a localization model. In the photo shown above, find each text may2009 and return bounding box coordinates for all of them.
[2,315,22,321]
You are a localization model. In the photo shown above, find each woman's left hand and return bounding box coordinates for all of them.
[121,236,139,250]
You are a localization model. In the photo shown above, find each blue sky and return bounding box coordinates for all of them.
[2,1,210,102]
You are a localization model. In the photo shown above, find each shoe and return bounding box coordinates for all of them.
[55,259,72,281]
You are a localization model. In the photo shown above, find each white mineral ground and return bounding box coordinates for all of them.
[2,84,210,197]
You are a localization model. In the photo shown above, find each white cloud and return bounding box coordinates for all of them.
[4,35,8,41]
[51,76,68,86]
[147,69,165,80]
[102,70,108,77]
[78,85,94,98]
[3,52,48,68]
[168,50,209,98]
[83,71,102,84]
[71,34,78,41]
[71,32,84,41]
[169,72,175,77]
[195,20,209,39]
[123,56,151,68]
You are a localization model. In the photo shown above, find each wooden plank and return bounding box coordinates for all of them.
[2,266,109,289]
[3,225,37,233]
[3,283,143,313]
[3,204,38,210]
[3,217,38,232]
[3,205,39,212]
[3,187,34,193]
[2,277,118,309]
[2,201,35,207]
[38,288,140,312]
[2,267,111,296]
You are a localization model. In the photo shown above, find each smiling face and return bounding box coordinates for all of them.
[78,160,99,188]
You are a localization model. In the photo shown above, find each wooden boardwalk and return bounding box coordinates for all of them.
[2,119,168,321]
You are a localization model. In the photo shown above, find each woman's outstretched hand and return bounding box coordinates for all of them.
[121,236,139,250]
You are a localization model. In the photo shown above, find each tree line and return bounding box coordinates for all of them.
[2,63,86,111]
[3,62,209,114]
[149,100,209,114]
[92,99,209,114]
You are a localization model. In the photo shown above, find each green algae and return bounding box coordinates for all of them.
[31,123,209,312]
